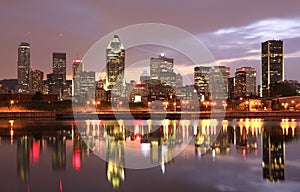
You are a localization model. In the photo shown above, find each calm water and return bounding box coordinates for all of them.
[0,118,300,192]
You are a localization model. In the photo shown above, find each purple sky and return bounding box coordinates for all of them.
[1,0,300,83]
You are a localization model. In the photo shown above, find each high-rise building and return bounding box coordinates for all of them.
[17,42,31,93]
[194,66,211,99]
[150,53,177,87]
[79,71,95,99]
[46,73,64,96]
[106,35,125,91]
[52,52,67,96]
[194,66,229,100]
[53,52,66,75]
[30,69,44,93]
[72,59,83,96]
[234,70,246,98]
[228,77,235,100]
[261,40,284,97]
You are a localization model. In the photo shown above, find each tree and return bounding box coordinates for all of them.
[270,83,297,97]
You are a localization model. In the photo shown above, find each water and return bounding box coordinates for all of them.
[0,118,300,192]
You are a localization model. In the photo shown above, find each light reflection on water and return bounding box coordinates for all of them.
[0,118,299,192]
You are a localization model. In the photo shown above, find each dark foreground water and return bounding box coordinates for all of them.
[0,118,299,192]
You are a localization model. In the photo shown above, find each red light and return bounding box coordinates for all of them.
[72,149,81,171]
[32,141,40,164]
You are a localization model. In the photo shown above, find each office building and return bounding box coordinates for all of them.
[72,59,83,96]
[235,67,256,97]
[150,53,178,88]
[261,40,284,97]
[30,69,44,93]
[79,71,95,99]
[194,66,229,100]
[17,42,31,93]
[106,35,125,91]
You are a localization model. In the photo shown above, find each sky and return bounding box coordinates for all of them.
[1,0,300,84]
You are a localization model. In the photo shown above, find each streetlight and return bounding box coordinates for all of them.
[222,101,227,111]
[282,102,288,111]
[173,102,176,112]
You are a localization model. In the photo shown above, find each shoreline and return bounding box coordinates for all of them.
[1,111,300,120]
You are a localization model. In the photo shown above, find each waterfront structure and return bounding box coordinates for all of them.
[261,40,284,97]
[194,66,230,100]
[30,69,44,94]
[72,59,83,96]
[17,42,31,93]
[106,35,125,91]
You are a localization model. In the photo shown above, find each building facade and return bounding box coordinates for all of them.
[261,40,284,97]
[106,35,125,92]
[30,69,44,94]
[72,59,83,97]
[17,42,31,93]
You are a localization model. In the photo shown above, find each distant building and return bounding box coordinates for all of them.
[140,69,150,82]
[46,73,64,96]
[176,73,183,88]
[234,70,246,98]
[228,77,235,100]
[79,71,95,99]
[150,53,178,88]
[235,67,256,97]
[0,79,18,93]
[72,59,83,96]
[106,35,125,92]
[95,78,106,102]
[17,42,31,93]
[261,40,284,97]
[52,52,67,96]
[30,69,44,94]
[194,66,229,100]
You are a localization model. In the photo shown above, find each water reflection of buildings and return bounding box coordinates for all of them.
[262,119,297,182]
[0,121,88,185]
[81,119,192,189]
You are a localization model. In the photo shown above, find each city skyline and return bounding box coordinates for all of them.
[1,1,300,83]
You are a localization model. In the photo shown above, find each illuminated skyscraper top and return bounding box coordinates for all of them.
[52,52,66,75]
[106,35,125,91]
[261,40,284,97]
[17,42,31,93]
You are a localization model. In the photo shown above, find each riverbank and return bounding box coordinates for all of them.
[1,111,300,120]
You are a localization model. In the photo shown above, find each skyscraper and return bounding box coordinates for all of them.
[194,66,229,100]
[17,42,31,93]
[72,59,83,96]
[234,67,256,98]
[106,35,125,92]
[150,53,178,88]
[51,52,67,97]
[261,40,284,97]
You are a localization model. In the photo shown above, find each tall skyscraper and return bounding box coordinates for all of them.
[106,35,125,92]
[53,52,66,75]
[72,59,83,96]
[51,52,67,97]
[261,40,284,97]
[234,67,256,98]
[17,42,31,93]
[194,66,211,99]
